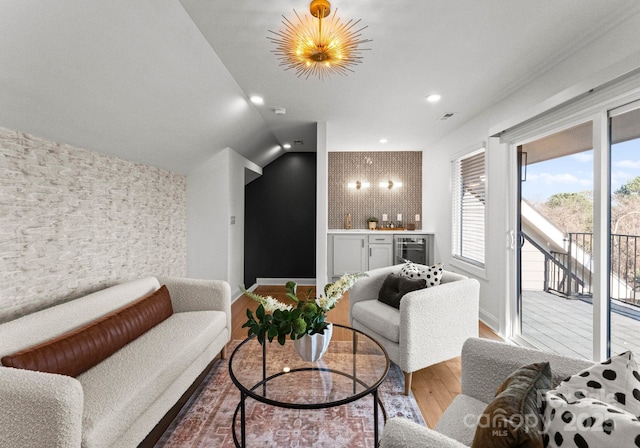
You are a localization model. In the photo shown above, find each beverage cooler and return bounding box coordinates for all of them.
[393,234,433,265]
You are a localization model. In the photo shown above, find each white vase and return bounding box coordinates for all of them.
[293,323,333,362]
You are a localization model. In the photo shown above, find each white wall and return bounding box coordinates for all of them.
[422,10,640,336]
[316,122,329,290]
[187,147,260,298]
[187,149,230,280]
[228,150,255,295]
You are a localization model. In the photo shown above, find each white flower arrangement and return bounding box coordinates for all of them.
[241,272,367,345]
[317,272,367,311]
[241,289,293,313]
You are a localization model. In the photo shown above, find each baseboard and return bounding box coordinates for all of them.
[479,308,500,334]
[256,277,316,286]
[231,283,258,303]
[230,285,241,302]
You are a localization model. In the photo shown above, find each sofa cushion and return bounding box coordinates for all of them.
[351,299,400,343]
[1,286,173,377]
[382,417,469,448]
[471,362,552,448]
[435,394,488,446]
[79,310,227,448]
[0,277,161,359]
[377,273,427,309]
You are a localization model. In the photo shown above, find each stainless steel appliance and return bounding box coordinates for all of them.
[393,235,431,265]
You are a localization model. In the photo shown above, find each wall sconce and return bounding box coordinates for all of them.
[379,180,403,189]
[348,181,370,190]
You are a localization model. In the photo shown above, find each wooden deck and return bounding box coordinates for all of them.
[522,290,640,360]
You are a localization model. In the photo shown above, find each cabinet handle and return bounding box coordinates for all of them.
[369,248,372,257]
[362,240,364,248]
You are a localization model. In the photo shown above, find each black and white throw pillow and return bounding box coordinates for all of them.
[542,391,640,448]
[554,351,640,416]
[398,261,444,287]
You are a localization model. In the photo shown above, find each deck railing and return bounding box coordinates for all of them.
[542,232,640,306]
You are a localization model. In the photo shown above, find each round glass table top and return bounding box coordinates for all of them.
[228,324,389,408]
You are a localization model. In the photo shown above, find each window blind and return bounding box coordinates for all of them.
[451,148,486,266]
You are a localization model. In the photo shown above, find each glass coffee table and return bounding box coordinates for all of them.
[228,324,390,447]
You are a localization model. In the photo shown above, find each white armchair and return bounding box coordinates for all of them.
[349,264,480,395]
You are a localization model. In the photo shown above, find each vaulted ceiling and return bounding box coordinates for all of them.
[1,1,638,174]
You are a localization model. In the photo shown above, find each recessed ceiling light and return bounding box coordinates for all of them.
[379,138,388,144]
[250,95,264,105]
[426,93,441,103]
[283,143,292,149]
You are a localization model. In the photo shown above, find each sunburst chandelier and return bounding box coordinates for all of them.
[268,0,371,80]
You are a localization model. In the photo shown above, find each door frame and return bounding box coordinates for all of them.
[495,71,640,360]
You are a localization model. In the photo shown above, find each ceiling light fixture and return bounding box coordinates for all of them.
[379,138,388,144]
[250,95,264,105]
[426,93,442,103]
[268,0,371,80]
[283,143,292,149]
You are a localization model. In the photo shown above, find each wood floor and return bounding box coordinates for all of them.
[230,285,501,429]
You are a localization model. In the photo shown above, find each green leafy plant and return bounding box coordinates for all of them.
[367,216,379,222]
[241,272,366,345]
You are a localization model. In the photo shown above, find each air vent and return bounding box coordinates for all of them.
[438,112,455,121]
[293,140,304,145]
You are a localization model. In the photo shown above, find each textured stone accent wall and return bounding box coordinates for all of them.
[328,151,422,229]
[0,128,187,323]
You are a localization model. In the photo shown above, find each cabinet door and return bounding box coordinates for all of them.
[369,244,393,270]
[333,235,367,275]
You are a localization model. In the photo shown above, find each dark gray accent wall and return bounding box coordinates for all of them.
[244,152,316,286]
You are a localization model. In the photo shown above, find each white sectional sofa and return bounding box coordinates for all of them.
[0,276,231,448]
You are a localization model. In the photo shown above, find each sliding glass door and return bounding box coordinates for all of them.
[609,102,640,356]
[518,122,594,359]
[511,96,640,361]
[501,71,640,361]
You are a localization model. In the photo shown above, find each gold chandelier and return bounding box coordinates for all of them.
[268,0,371,80]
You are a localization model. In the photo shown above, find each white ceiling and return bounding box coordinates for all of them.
[1,1,638,174]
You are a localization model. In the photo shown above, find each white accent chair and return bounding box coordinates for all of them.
[379,338,592,447]
[349,264,480,395]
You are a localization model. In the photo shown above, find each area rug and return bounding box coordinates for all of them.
[155,340,425,448]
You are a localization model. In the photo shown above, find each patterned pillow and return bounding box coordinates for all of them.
[542,391,640,447]
[555,351,640,416]
[398,262,444,287]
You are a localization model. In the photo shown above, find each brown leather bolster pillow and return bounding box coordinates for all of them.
[1,285,173,377]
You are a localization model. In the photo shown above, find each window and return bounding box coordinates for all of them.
[451,147,486,266]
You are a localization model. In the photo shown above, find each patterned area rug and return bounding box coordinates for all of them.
[155,340,425,447]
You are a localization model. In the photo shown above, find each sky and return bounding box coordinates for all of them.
[521,138,640,203]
